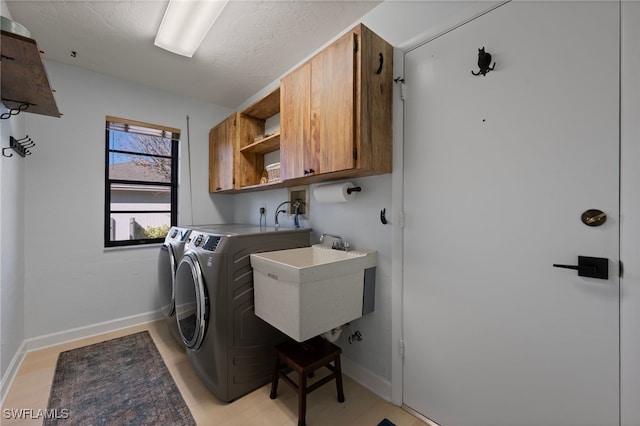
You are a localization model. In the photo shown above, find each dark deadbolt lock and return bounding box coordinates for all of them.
[553,256,609,280]
[581,209,607,227]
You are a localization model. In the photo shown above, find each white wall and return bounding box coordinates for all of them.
[0,0,26,400]
[22,61,233,338]
[0,104,26,398]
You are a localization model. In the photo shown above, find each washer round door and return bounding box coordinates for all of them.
[158,243,177,318]
[175,252,208,350]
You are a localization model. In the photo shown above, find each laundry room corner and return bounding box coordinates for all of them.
[18,61,233,343]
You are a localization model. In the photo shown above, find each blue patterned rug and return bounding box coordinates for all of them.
[45,331,195,425]
[377,419,396,426]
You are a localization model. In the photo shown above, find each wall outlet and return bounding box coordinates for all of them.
[259,204,266,215]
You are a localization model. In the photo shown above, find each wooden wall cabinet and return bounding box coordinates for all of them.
[280,23,392,182]
[209,88,282,193]
[208,111,266,192]
[209,23,393,193]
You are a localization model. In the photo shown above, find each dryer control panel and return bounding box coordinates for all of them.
[203,235,222,252]
[189,233,222,252]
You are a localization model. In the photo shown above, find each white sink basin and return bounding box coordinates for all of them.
[250,244,377,342]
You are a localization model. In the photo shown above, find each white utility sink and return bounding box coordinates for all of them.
[250,244,377,342]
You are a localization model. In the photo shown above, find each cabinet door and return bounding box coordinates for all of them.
[280,30,357,180]
[280,62,310,180]
[310,31,356,175]
[208,115,235,192]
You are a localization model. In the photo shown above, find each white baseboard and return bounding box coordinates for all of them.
[341,355,392,402]
[402,404,441,426]
[1,340,27,406]
[1,310,163,405]
[23,311,163,352]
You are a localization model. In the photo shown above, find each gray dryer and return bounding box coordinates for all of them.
[174,225,311,402]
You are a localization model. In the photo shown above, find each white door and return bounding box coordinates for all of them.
[402,2,620,426]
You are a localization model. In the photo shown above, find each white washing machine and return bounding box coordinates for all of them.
[174,225,311,402]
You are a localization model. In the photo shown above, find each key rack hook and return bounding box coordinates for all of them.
[3,135,36,158]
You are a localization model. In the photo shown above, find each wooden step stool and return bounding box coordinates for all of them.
[270,336,345,426]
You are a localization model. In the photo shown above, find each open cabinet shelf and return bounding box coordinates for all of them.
[240,132,281,155]
[241,87,280,119]
[209,86,282,192]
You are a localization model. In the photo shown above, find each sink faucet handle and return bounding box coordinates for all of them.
[331,239,346,250]
[321,233,343,246]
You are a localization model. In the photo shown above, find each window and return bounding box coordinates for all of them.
[105,116,179,247]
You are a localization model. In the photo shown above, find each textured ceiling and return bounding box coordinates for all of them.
[5,0,381,109]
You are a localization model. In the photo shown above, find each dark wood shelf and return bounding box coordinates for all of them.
[1,30,61,118]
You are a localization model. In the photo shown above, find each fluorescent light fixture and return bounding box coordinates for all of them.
[154,0,229,58]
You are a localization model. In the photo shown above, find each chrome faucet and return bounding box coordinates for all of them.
[275,200,305,229]
[320,233,349,251]
[274,201,291,230]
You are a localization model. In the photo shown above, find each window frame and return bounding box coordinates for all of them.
[104,116,180,247]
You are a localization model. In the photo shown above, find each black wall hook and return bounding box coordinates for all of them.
[3,136,35,158]
[471,47,496,76]
[380,208,388,225]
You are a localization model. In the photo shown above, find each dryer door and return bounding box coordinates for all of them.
[158,243,176,317]
[175,252,208,350]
